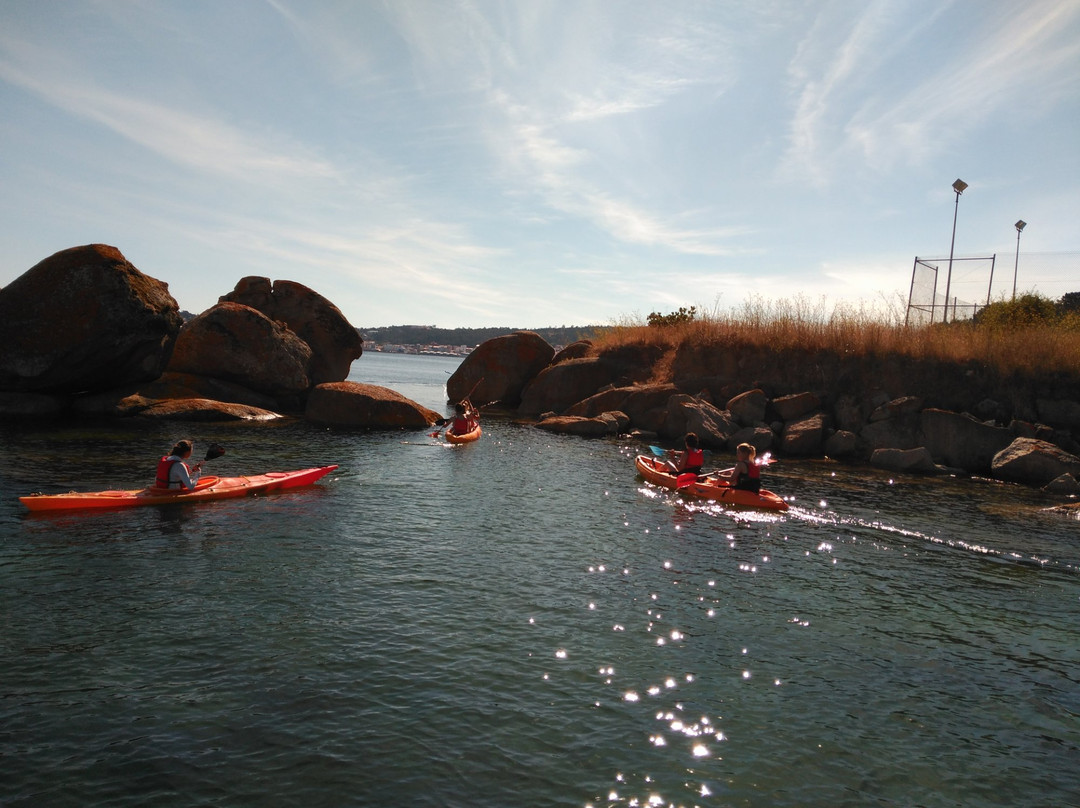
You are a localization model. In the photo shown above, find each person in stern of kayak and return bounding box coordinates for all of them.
[156,439,203,490]
[665,432,704,475]
[448,400,479,435]
[714,442,761,492]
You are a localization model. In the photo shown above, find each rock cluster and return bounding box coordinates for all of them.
[451,332,1080,492]
[0,245,433,429]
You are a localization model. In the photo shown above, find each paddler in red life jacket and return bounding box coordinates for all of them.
[155,439,203,490]
[665,432,704,476]
[715,442,762,492]
[448,400,479,436]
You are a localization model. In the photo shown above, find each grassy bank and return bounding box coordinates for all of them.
[593,296,1080,379]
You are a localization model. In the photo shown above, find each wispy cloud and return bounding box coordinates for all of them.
[781,1,1080,183]
[0,36,336,183]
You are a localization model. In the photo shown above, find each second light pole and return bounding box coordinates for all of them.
[1012,219,1026,300]
[942,178,967,323]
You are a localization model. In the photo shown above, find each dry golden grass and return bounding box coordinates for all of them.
[594,296,1080,378]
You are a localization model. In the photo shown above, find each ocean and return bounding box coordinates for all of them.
[2,351,1078,807]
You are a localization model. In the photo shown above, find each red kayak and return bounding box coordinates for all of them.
[19,465,338,512]
[635,455,788,511]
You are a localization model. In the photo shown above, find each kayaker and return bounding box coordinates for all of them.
[715,442,761,492]
[449,400,479,435]
[156,439,203,490]
[665,432,704,475]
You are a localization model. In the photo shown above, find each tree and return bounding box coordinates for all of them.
[647,306,697,328]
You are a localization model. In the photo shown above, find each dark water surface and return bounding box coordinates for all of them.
[2,353,1078,807]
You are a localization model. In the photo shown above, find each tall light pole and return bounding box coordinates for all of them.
[942,178,967,323]
[1012,219,1026,300]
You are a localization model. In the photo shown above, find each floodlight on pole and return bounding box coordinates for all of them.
[942,179,967,323]
[1012,220,1026,300]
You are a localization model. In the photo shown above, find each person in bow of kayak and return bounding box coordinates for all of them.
[665,432,704,475]
[156,439,203,490]
[714,442,761,492]
[448,399,479,436]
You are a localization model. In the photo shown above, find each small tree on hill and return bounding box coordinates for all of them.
[647,306,697,328]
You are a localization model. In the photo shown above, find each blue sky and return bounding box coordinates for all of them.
[1,1,1077,328]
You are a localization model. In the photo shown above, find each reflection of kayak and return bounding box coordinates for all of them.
[446,424,482,444]
[635,455,788,511]
[19,465,338,512]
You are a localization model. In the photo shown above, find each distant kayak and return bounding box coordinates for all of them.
[445,424,482,444]
[634,455,788,511]
[19,465,338,513]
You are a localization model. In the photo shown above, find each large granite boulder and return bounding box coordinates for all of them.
[772,392,821,422]
[991,438,1080,486]
[660,394,738,447]
[535,411,628,437]
[0,244,183,394]
[449,331,555,407]
[727,389,767,427]
[870,446,941,474]
[518,356,624,416]
[783,411,828,455]
[219,277,363,385]
[134,398,282,421]
[920,408,1014,473]
[167,302,312,405]
[305,381,440,428]
[565,383,680,433]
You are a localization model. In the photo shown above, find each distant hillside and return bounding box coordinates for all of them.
[358,324,602,348]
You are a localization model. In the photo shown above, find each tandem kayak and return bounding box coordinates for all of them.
[445,424,482,444]
[635,455,788,511]
[19,465,338,513]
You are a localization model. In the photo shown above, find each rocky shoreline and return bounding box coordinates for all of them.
[3,244,1079,509]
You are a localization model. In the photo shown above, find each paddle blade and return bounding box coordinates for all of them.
[676,472,698,489]
[204,444,225,461]
[649,445,667,456]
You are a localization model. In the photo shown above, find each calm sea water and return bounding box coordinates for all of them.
[2,352,1078,807]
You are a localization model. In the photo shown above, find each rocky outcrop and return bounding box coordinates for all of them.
[783,412,828,456]
[167,302,313,410]
[219,277,363,385]
[565,384,680,433]
[991,438,1080,487]
[0,244,183,394]
[870,446,942,474]
[727,389,767,427]
[661,394,738,448]
[536,411,628,436]
[133,398,282,421]
[305,382,440,429]
[920,409,1014,473]
[518,357,623,416]
[448,331,555,407]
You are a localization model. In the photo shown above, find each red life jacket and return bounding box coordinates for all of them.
[684,447,704,472]
[156,455,181,488]
[735,460,761,491]
[450,415,474,435]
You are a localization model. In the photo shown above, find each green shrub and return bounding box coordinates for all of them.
[647,306,697,328]
[974,293,1058,329]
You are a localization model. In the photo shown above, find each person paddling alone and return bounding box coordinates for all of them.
[156,439,203,490]
[665,432,704,476]
[447,400,479,437]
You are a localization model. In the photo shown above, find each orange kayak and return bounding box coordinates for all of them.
[446,424,482,443]
[635,455,788,511]
[19,465,338,512]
